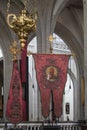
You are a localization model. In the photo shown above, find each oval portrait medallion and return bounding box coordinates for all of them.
[46,66,58,82]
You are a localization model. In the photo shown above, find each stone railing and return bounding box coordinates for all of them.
[0,121,82,130]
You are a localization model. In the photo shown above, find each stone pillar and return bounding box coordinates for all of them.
[84,0,87,120]
[37,0,54,54]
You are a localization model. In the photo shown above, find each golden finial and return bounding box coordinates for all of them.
[48,34,54,43]
[48,34,55,54]
[9,41,21,61]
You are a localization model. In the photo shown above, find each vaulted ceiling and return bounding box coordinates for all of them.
[0,0,83,71]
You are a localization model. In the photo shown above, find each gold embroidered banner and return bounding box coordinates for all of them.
[33,54,70,118]
[6,61,23,124]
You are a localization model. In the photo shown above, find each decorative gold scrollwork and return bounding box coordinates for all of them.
[7,9,36,49]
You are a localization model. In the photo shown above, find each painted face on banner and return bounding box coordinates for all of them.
[46,66,58,82]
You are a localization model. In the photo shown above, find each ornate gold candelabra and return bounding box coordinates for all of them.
[7,9,36,50]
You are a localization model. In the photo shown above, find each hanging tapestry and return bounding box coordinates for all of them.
[6,61,23,124]
[33,54,70,118]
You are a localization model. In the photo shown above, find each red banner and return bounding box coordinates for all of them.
[20,44,27,121]
[21,43,27,82]
[6,61,23,124]
[33,54,70,118]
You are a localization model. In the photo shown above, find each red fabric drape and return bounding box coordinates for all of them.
[6,61,23,124]
[21,44,27,83]
[33,54,70,118]
[20,44,27,121]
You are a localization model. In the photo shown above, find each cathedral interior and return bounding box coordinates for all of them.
[0,0,86,130]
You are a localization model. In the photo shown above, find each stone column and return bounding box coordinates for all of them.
[36,0,54,53]
[84,0,87,120]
